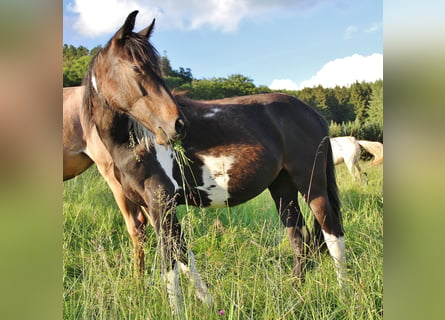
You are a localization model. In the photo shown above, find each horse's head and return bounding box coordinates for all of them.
[89,11,185,145]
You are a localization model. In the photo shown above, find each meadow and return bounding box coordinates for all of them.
[63,161,383,320]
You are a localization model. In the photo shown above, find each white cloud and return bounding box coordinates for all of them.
[269,79,299,91]
[365,21,382,33]
[344,25,358,39]
[343,21,382,39]
[269,53,383,90]
[67,0,329,36]
[68,0,161,37]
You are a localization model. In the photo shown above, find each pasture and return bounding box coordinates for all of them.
[63,161,382,319]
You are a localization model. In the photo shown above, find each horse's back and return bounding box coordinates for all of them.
[176,93,331,204]
[179,92,329,156]
[63,86,86,150]
[63,86,93,180]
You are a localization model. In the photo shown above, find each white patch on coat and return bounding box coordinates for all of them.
[154,144,179,190]
[179,251,213,305]
[322,230,348,284]
[198,154,235,207]
[203,108,222,118]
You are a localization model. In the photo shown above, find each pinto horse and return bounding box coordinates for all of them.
[64,11,347,314]
[330,136,383,180]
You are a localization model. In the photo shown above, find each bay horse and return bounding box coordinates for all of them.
[64,11,347,315]
[330,136,383,180]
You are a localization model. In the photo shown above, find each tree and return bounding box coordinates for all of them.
[63,44,89,68]
[297,87,315,107]
[90,45,102,57]
[349,81,372,124]
[161,53,174,77]
[313,85,332,120]
[367,79,383,127]
[331,85,355,123]
[63,55,92,87]
[187,74,258,99]
[160,53,193,90]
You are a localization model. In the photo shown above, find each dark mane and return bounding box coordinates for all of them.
[82,53,99,121]
[122,33,162,77]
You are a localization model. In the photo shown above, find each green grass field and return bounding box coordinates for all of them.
[63,162,383,319]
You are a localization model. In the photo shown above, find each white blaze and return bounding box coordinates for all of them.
[91,75,98,92]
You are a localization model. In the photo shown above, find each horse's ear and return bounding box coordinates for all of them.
[138,19,155,39]
[114,10,139,42]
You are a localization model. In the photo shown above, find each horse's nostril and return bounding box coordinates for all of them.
[175,118,186,135]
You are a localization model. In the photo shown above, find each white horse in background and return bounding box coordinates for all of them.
[330,136,383,180]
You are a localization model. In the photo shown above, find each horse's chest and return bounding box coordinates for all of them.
[154,146,235,208]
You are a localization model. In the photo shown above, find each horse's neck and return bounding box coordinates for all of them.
[91,100,156,166]
[91,100,130,152]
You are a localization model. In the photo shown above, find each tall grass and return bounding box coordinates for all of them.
[63,162,383,319]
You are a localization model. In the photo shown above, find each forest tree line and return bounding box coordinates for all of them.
[63,44,383,141]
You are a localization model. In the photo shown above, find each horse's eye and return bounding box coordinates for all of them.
[132,65,142,74]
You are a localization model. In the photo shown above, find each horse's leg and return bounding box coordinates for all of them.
[290,139,347,286]
[85,128,148,274]
[308,194,347,282]
[353,162,362,181]
[95,160,147,274]
[304,151,347,285]
[313,218,327,252]
[142,185,188,315]
[348,143,362,180]
[143,187,213,311]
[269,171,310,279]
[345,159,359,180]
[178,250,213,305]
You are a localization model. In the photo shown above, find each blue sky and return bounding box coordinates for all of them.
[63,0,382,89]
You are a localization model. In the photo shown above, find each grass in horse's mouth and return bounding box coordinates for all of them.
[173,140,190,188]
[173,140,203,208]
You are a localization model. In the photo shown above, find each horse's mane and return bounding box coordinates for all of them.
[128,117,155,151]
[122,33,162,77]
[82,54,99,121]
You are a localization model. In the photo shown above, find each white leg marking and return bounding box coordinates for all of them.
[179,251,213,305]
[162,264,183,315]
[322,231,348,284]
[198,154,235,207]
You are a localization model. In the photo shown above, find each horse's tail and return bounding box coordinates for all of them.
[326,139,342,218]
[357,140,384,165]
[313,137,343,252]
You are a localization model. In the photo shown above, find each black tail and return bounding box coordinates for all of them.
[313,138,343,251]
